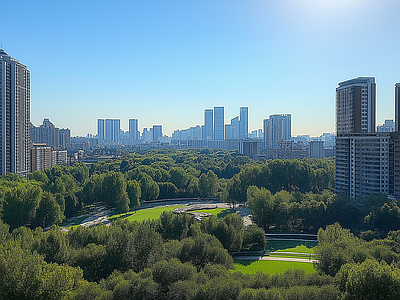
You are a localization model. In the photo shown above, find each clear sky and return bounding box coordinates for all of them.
[2,0,400,137]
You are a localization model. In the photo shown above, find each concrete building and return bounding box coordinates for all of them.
[263,114,291,150]
[0,49,30,177]
[52,150,68,166]
[203,109,213,140]
[239,140,258,157]
[213,107,224,140]
[396,83,400,131]
[30,118,60,149]
[239,107,248,138]
[153,125,162,142]
[31,144,52,172]
[97,119,105,141]
[336,77,376,134]
[377,119,395,132]
[129,119,139,141]
[59,128,71,149]
[309,140,324,159]
[336,133,390,198]
[113,119,120,143]
[105,119,114,141]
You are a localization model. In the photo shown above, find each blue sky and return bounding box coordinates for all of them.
[2,0,400,137]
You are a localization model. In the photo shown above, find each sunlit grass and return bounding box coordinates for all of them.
[108,205,188,222]
[274,245,315,254]
[234,260,315,274]
[190,208,226,216]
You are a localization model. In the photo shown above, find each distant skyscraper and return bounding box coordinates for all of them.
[0,49,30,177]
[239,107,248,138]
[153,125,162,142]
[105,119,113,141]
[31,119,60,149]
[59,128,71,149]
[97,119,105,141]
[225,116,239,140]
[396,83,400,131]
[263,114,291,149]
[203,109,213,140]
[213,107,224,140]
[129,119,139,140]
[113,119,120,143]
[336,77,376,134]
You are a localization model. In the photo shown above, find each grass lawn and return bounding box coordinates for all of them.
[190,208,226,216]
[274,245,315,254]
[234,260,315,275]
[108,205,187,222]
[266,240,317,252]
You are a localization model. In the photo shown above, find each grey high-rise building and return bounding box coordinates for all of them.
[59,128,71,149]
[113,119,120,143]
[129,119,139,140]
[97,119,105,141]
[263,114,291,150]
[336,77,376,134]
[203,109,213,140]
[213,107,224,140]
[395,83,400,131]
[153,125,162,142]
[31,119,60,149]
[239,107,248,138]
[0,49,30,177]
[105,119,113,141]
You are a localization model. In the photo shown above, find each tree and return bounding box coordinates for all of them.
[126,180,141,211]
[199,170,218,199]
[139,173,159,201]
[34,192,64,228]
[169,167,189,190]
[102,172,129,213]
[2,184,42,230]
[337,259,400,300]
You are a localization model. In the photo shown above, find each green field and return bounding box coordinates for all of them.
[274,245,315,254]
[266,240,317,252]
[108,205,188,222]
[190,208,226,216]
[234,260,315,274]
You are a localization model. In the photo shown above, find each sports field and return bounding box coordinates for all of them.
[235,241,317,275]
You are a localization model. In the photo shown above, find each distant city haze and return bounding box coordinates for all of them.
[2,1,400,136]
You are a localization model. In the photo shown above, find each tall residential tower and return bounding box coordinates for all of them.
[0,49,30,177]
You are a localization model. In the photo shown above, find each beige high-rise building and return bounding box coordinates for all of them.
[0,49,30,177]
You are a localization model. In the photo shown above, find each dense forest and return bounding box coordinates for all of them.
[1,149,400,299]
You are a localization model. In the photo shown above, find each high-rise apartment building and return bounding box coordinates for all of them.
[263,114,291,150]
[153,125,162,142]
[336,77,376,134]
[113,119,120,143]
[129,119,139,140]
[335,77,392,198]
[30,118,59,149]
[239,107,248,138]
[97,119,105,141]
[213,107,224,141]
[203,109,213,140]
[105,119,114,141]
[59,128,71,149]
[0,49,30,177]
[395,83,400,131]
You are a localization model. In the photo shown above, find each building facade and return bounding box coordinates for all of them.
[213,107,224,141]
[263,114,291,150]
[0,49,30,177]
[336,77,376,134]
[203,109,213,140]
[129,119,139,141]
[239,107,248,138]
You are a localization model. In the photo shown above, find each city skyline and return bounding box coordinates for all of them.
[2,1,400,136]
